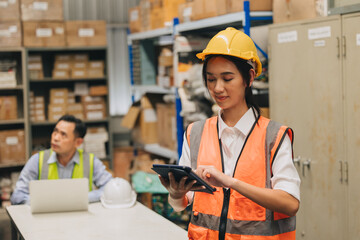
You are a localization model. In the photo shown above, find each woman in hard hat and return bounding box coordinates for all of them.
[159,27,300,239]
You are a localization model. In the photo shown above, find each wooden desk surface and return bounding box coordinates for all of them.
[6,202,188,240]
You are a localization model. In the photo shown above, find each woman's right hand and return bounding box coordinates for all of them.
[159,172,199,200]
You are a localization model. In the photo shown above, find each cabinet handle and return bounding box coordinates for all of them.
[293,156,301,167]
[336,37,340,59]
[342,36,346,58]
[344,161,348,183]
[339,160,343,183]
[302,158,311,177]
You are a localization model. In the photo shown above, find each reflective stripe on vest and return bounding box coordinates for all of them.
[38,149,94,191]
[186,116,296,240]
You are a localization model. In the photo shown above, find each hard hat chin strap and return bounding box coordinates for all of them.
[247,60,255,70]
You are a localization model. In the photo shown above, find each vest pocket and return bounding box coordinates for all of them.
[229,193,266,221]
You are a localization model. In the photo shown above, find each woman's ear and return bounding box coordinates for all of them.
[248,68,256,87]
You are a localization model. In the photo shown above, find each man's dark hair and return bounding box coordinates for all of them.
[56,115,87,138]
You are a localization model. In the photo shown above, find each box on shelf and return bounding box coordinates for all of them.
[23,21,65,47]
[28,54,43,79]
[81,95,104,103]
[129,6,141,33]
[65,20,107,47]
[72,61,88,69]
[122,93,165,144]
[113,147,134,180]
[71,69,87,79]
[73,54,89,62]
[0,21,22,47]
[88,60,104,69]
[48,104,66,122]
[227,0,272,13]
[0,129,25,164]
[20,0,63,21]
[203,0,227,18]
[162,0,186,27]
[150,7,164,30]
[83,126,108,159]
[273,0,326,23]
[87,68,104,78]
[50,88,68,105]
[0,96,17,120]
[83,102,107,120]
[52,69,70,79]
[156,103,176,151]
[89,85,108,96]
[55,54,72,62]
[0,0,20,21]
[178,2,194,23]
[139,0,151,31]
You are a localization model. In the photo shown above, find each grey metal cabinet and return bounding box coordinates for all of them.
[269,15,355,240]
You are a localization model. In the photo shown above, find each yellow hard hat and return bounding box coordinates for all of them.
[196,27,262,77]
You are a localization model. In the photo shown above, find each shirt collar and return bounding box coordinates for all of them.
[47,149,80,165]
[218,108,256,139]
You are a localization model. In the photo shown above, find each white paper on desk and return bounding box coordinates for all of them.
[74,82,89,96]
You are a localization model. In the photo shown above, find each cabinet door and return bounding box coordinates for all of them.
[269,16,346,240]
[268,22,307,239]
[342,12,360,240]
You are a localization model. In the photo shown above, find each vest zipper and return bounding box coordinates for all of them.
[219,188,230,240]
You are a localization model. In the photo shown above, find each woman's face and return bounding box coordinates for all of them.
[206,56,248,111]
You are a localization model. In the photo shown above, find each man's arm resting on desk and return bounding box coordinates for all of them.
[88,157,113,203]
[10,154,40,205]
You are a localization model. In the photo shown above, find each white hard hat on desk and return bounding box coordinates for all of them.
[100,178,137,209]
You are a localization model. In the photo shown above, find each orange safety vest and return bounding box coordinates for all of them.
[186,115,296,240]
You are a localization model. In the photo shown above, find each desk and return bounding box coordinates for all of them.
[6,202,188,240]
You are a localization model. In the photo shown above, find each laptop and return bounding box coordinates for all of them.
[29,178,88,214]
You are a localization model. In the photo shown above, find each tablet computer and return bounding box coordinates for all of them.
[152,164,216,194]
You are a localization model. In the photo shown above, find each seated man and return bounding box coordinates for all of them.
[11,114,113,205]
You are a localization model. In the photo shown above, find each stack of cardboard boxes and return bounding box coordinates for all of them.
[82,95,107,121]
[83,126,108,159]
[0,129,25,164]
[28,55,44,79]
[29,92,45,122]
[0,0,107,48]
[0,96,18,120]
[0,60,17,88]
[129,0,273,33]
[157,47,174,88]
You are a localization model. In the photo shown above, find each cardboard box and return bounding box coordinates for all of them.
[65,20,107,47]
[71,69,87,79]
[23,21,65,47]
[260,107,270,118]
[67,103,83,112]
[20,0,63,21]
[0,21,22,47]
[87,68,104,78]
[73,54,89,62]
[0,72,17,88]
[203,0,227,18]
[88,61,104,69]
[113,147,134,180]
[227,0,272,12]
[121,93,164,144]
[0,0,20,21]
[0,130,25,164]
[81,95,104,103]
[156,103,176,150]
[50,88,68,104]
[83,126,108,158]
[0,96,17,120]
[83,101,107,120]
[129,6,141,33]
[84,109,107,120]
[150,7,164,30]
[139,0,151,31]
[89,85,108,96]
[178,2,194,23]
[162,0,186,27]
[191,0,205,21]
[54,61,71,70]
[48,104,67,122]
[52,69,70,79]
[55,54,72,62]
[72,61,88,69]
[273,0,324,23]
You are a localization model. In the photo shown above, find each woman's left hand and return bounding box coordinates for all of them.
[195,165,234,188]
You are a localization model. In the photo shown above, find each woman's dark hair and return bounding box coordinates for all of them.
[56,114,87,138]
[202,54,260,116]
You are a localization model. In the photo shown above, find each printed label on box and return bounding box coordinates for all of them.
[86,104,103,111]
[8,25,17,33]
[57,63,70,69]
[87,111,104,119]
[143,109,157,123]
[53,98,65,104]
[28,63,42,70]
[54,71,66,77]
[0,1,9,7]
[278,31,297,43]
[6,136,18,145]
[78,28,95,37]
[33,1,48,11]
[184,7,192,16]
[74,62,86,68]
[0,30,11,37]
[308,26,331,40]
[130,9,139,21]
[36,28,52,37]
[55,27,64,35]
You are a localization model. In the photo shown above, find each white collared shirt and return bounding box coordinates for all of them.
[179,108,301,202]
